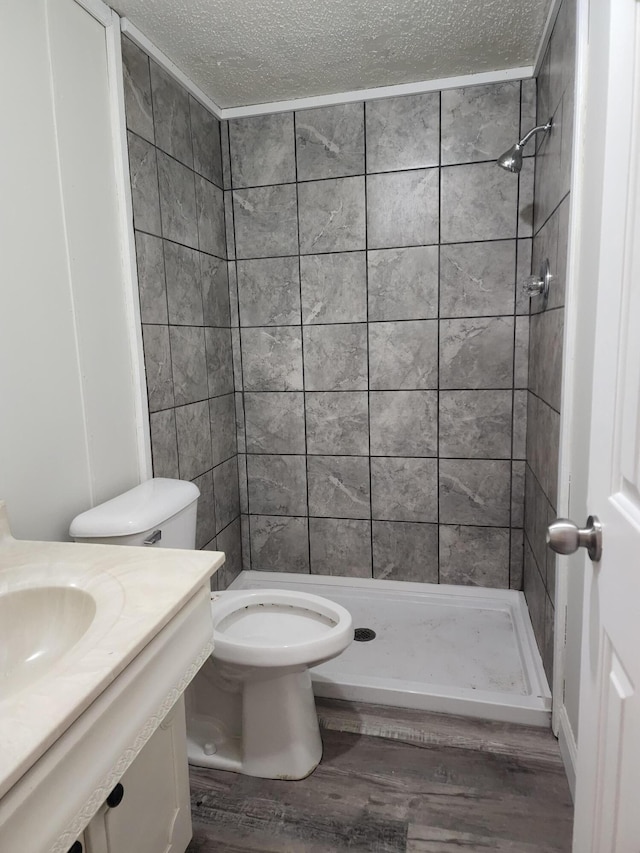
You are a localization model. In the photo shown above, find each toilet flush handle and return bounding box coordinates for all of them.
[143,529,162,546]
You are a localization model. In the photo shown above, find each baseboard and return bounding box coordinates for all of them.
[557,703,578,800]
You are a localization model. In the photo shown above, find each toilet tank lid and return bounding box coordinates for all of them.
[69,478,200,538]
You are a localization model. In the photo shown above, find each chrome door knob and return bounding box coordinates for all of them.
[546,515,603,562]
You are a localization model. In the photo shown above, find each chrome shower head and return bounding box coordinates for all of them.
[496,118,553,173]
[497,143,523,173]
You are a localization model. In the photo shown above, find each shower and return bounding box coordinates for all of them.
[497,118,553,172]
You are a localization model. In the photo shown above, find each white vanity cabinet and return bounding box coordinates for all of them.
[80,697,192,853]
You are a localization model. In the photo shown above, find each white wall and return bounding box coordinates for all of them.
[0,0,148,542]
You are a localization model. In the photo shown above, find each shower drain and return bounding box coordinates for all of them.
[354,627,376,642]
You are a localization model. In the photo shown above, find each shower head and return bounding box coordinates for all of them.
[496,118,553,173]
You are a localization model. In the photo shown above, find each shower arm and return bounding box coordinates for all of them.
[517,119,553,149]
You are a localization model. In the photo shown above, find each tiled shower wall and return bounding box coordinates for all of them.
[121,36,242,587]
[226,81,537,586]
[525,0,577,681]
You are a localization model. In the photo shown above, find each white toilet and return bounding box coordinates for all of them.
[70,478,353,781]
[187,588,352,780]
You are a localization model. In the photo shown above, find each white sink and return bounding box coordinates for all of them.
[0,502,223,852]
[0,586,97,697]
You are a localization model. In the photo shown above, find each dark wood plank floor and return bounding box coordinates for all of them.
[187,700,573,852]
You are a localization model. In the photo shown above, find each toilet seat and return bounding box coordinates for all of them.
[210,589,352,667]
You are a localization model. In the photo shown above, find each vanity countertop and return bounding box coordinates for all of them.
[0,504,223,800]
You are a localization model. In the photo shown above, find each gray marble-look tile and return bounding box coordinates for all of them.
[149,409,179,478]
[371,456,438,522]
[247,454,307,516]
[305,392,369,455]
[308,455,371,519]
[521,78,537,139]
[516,237,533,315]
[439,390,512,459]
[216,517,242,587]
[524,537,547,660]
[241,512,251,569]
[439,317,515,389]
[543,592,555,684]
[201,254,230,327]
[231,328,243,392]
[298,176,366,254]
[531,205,559,316]
[233,185,299,259]
[511,460,526,528]
[135,232,167,324]
[244,392,305,454]
[221,121,231,189]
[235,392,246,452]
[513,389,528,459]
[190,96,222,186]
[230,113,296,188]
[439,240,516,318]
[228,261,239,327]
[142,324,173,411]
[441,82,521,165]
[250,515,310,572]
[515,315,530,389]
[128,132,161,236]
[510,527,524,590]
[372,521,438,582]
[237,451,248,511]
[526,392,560,509]
[175,400,212,480]
[196,176,226,257]
[550,196,569,310]
[439,459,511,526]
[367,246,439,321]
[170,325,208,405]
[534,104,563,233]
[441,162,518,243]
[303,324,368,391]
[242,327,303,391]
[518,156,535,238]
[224,191,235,260]
[149,61,193,167]
[300,252,367,324]
[213,456,240,533]
[529,308,564,411]
[164,242,203,325]
[309,518,372,577]
[370,390,437,456]
[365,93,440,172]
[524,462,552,575]
[121,37,154,143]
[369,320,438,390]
[296,103,364,180]
[157,151,198,248]
[439,525,510,588]
[209,393,237,466]
[193,469,216,549]
[367,169,439,249]
[237,257,301,326]
[205,327,234,397]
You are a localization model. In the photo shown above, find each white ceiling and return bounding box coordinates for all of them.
[112,0,553,110]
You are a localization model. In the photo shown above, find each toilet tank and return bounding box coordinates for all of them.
[69,478,200,549]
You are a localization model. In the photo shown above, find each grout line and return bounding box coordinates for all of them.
[364,100,375,580]
[436,90,442,583]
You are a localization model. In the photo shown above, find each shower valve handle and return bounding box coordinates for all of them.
[546,515,602,562]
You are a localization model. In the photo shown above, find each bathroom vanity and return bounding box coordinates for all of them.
[0,503,223,852]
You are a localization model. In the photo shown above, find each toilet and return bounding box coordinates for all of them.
[69,478,353,781]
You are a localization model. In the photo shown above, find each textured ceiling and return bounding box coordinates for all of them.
[112,0,552,109]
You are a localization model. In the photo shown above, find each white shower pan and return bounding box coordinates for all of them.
[229,572,552,727]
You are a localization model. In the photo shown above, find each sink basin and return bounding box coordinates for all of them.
[0,586,96,696]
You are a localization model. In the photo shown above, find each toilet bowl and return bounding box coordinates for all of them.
[186,589,352,780]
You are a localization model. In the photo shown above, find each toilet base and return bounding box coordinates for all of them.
[187,664,323,780]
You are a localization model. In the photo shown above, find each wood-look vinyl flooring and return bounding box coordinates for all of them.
[187,699,573,852]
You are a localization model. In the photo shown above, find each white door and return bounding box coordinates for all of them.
[571,0,640,848]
